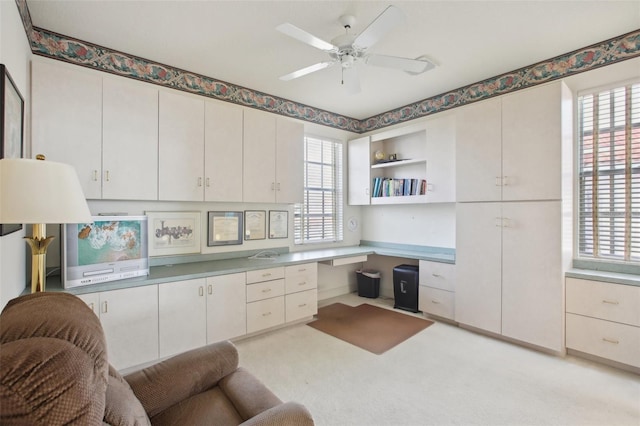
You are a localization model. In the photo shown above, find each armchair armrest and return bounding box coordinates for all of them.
[240,401,314,426]
[125,340,239,418]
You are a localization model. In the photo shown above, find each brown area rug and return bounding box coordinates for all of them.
[307,303,433,355]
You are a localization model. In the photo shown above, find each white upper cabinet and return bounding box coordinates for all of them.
[424,113,456,203]
[243,108,277,203]
[158,90,205,201]
[243,109,303,203]
[456,82,566,203]
[102,77,158,200]
[455,98,502,202]
[204,101,243,202]
[32,60,103,199]
[275,117,304,204]
[501,83,563,201]
[347,136,371,205]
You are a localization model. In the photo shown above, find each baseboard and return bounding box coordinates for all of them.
[566,348,640,375]
[318,286,352,301]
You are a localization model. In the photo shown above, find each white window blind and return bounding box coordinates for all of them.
[577,82,640,263]
[294,136,343,244]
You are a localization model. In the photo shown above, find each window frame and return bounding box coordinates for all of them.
[294,134,344,245]
[575,80,640,266]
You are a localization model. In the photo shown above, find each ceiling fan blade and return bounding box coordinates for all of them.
[366,54,436,74]
[342,66,361,94]
[353,5,405,51]
[276,23,338,52]
[280,61,335,81]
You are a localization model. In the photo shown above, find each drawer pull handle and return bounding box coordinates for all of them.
[602,337,619,344]
[262,273,272,277]
[262,312,272,317]
[602,299,619,305]
[298,303,307,308]
[298,281,306,286]
[431,300,440,304]
[88,302,95,312]
[298,268,306,272]
[102,301,108,314]
[199,286,204,297]
[208,285,213,295]
[262,288,272,293]
[431,273,441,278]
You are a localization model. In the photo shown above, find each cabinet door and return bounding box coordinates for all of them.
[204,101,243,202]
[76,292,100,317]
[502,83,562,201]
[246,297,285,334]
[158,279,207,358]
[31,60,102,199]
[275,118,304,203]
[206,273,247,343]
[347,136,371,205]
[158,91,205,201]
[501,201,563,351]
[455,99,502,202]
[455,202,502,334]
[99,285,159,370]
[424,114,455,203]
[103,77,158,200]
[243,109,276,202]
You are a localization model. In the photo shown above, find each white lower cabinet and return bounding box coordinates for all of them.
[77,285,159,370]
[418,260,455,320]
[565,278,640,368]
[286,290,318,323]
[206,273,247,343]
[247,297,286,334]
[158,279,207,359]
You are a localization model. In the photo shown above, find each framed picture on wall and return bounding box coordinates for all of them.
[208,211,243,246]
[145,211,201,256]
[268,210,288,239]
[0,64,25,236]
[244,210,266,240]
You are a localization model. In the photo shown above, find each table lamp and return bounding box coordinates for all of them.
[0,155,92,292]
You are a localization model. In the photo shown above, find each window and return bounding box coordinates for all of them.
[294,135,343,244]
[577,82,640,263]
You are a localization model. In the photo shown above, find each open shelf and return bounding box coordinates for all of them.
[371,158,426,169]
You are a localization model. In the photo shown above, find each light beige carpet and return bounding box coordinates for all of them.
[307,302,433,354]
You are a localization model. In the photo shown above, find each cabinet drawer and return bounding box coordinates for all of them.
[566,278,640,326]
[566,313,640,368]
[285,262,318,277]
[246,279,285,302]
[418,286,454,320]
[246,297,285,334]
[418,260,455,291]
[246,267,285,284]
[285,289,318,323]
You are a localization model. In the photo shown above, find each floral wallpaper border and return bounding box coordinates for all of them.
[15,0,640,133]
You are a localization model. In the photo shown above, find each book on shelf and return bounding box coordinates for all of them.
[371,178,427,197]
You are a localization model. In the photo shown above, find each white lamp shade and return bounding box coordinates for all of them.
[0,158,92,224]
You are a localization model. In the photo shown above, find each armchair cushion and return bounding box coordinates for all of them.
[125,340,239,418]
[104,365,150,426]
[0,292,108,425]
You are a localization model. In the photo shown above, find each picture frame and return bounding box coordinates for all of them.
[145,211,201,257]
[269,210,289,239]
[244,210,266,240]
[208,211,243,246]
[0,64,25,237]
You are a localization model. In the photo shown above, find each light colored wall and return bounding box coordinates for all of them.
[0,1,32,310]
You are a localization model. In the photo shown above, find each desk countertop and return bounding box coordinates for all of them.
[47,244,455,295]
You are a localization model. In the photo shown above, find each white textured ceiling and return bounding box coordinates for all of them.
[26,0,640,120]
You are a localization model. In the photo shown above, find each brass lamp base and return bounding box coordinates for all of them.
[24,223,54,293]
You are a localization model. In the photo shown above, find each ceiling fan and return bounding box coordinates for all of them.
[276,5,435,94]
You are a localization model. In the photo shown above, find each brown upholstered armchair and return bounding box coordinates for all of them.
[0,292,314,425]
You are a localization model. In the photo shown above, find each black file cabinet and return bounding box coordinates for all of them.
[393,264,420,313]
